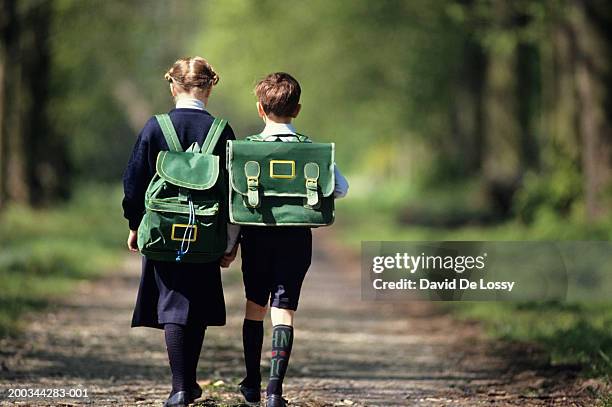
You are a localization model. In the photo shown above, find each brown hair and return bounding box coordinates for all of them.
[254,72,301,117]
[164,56,219,92]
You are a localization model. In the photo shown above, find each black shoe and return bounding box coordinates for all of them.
[189,383,203,402]
[163,391,188,407]
[266,394,287,407]
[239,382,261,405]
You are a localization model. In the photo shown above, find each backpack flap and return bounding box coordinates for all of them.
[156,151,219,190]
[228,141,335,205]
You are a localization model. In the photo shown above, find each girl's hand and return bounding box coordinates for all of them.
[127,230,139,252]
[220,243,239,268]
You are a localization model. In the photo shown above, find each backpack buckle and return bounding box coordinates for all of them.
[244,161,261,208]
[247,176,258,186]
[304,162,320,208]
[306,178,318,189]
[178,188,190,203]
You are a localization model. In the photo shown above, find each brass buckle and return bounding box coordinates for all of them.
[306,178,317,189]
[247,176,258,187]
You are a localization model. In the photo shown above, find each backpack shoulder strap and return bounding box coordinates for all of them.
[155,114,182,152]
[202,118,228,154]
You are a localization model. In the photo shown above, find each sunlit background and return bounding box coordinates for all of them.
[1,0,612,386]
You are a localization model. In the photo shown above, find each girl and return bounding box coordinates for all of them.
[122,57,239,407]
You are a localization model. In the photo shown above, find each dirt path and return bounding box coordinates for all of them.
[0,231,601,406]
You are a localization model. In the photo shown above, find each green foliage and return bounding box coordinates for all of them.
[195,0,466,172]
[49,0,205,182]
[514,165,582,223]
[0,185,125,337]
[42,0,612,225]
[450,301,612,379]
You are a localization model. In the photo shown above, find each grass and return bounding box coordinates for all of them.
[0,184,125,337]
[335,176,612,247]
[335,176,612,387]
[600,392,612,407]
[450,301,612,379]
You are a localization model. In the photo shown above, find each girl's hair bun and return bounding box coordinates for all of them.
[164,56,219,91]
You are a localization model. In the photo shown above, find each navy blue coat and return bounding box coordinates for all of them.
[123,108,235,328]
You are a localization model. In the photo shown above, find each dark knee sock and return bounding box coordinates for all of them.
[164,323,187,394]
[185,324,206,387]
[242,319,264,387]
[266,324,293,396]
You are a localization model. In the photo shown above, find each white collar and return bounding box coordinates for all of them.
[175,97,205,110]
[260,121,297,137]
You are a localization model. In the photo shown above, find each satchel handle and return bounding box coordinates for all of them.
[246,133,311,143]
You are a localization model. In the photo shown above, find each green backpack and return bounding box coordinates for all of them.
[226,134,335,226]
[137,114,228,262]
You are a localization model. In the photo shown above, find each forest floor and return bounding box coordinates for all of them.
[0,231,607,406]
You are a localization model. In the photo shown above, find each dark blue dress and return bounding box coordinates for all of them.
[122,108,235,328]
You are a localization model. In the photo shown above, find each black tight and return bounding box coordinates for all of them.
[164,323,206,394]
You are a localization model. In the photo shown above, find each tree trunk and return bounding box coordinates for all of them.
[571,0,612,220]
[480,1,536,216]
[22,0,67,204]
[0,0,18,208]
[3,0,29,204]
[545,22,581,166]
[451,38,487,175]
[516,43,540,170]
[0,0,68,207]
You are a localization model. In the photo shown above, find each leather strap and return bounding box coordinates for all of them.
[304,162,320,207]
[155,114,182,152]
[202,118,228,154]
[245,133,266,142]
[177,188,189,203]
[244,161,260,208]
[295,133,312,143]
[245,133,311,143]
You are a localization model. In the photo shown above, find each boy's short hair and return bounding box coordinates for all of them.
[254,72,301,117]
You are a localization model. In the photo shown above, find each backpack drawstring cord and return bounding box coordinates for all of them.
[176,196,196,262]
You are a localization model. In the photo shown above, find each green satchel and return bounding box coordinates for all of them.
[137,114,228,262]
[227,134,335,226]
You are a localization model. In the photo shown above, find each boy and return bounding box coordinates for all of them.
[223,73,348,407]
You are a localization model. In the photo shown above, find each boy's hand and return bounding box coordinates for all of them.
[127,230,139,252]
[220,243,239,268]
